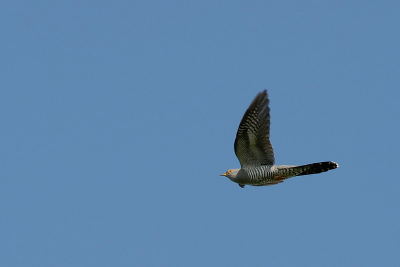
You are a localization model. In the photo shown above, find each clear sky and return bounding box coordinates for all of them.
[1,1,399,266]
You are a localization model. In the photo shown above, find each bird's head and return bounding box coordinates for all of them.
[220,169,240,179]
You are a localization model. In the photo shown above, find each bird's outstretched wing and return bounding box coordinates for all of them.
[234,90,275,167]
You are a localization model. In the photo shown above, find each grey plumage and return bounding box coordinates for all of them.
[221,90,338,188]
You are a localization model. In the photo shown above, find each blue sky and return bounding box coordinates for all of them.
[1,1,399,266]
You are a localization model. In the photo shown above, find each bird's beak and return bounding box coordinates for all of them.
[220,173,227,176]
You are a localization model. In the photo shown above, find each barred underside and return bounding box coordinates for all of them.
[242,161,338,186]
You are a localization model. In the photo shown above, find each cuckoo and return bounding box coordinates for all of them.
[221,90,338,188]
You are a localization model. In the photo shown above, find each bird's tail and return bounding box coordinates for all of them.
[292,161,338,177]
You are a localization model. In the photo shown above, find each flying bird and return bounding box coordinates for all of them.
[221,90,338,188]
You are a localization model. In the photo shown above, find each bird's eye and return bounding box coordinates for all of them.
[228,170,232,173]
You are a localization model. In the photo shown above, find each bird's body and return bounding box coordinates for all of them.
[221,90,338,188]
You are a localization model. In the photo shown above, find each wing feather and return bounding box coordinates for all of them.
[234,90,275,167]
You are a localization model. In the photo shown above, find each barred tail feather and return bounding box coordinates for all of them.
[295,161,338,176]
